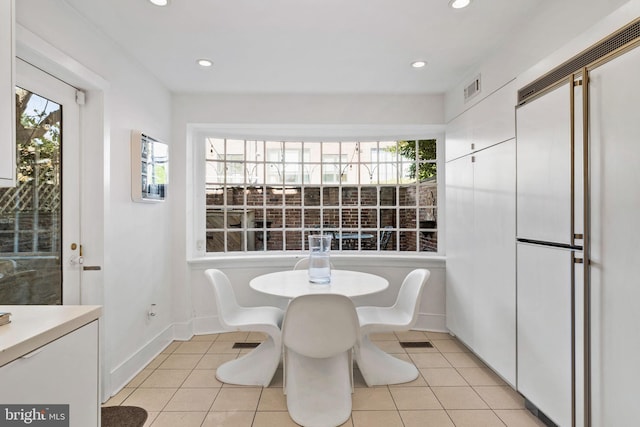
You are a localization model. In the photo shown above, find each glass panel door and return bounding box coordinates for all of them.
[0,59,80,304]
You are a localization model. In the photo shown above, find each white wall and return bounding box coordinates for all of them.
[16,0,173,400]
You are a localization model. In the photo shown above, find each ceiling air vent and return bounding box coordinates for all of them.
[464,75,481,102]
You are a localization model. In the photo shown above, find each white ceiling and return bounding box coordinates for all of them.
[62,0,549,95]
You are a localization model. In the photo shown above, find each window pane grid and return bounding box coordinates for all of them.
[204,139,438,252]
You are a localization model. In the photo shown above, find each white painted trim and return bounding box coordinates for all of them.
[189,123,445,141]
[415,313,448,333]
[15,24,109,91]
[192,315,224,336]
[171,320,195,342]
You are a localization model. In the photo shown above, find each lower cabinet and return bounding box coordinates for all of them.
[445,139,516,385]
[0,321,99,427]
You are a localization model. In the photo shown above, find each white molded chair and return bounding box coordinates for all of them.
[292,257,335,270]
[282,294,359,427]
[355,268,431,386]
[204,269,284,387]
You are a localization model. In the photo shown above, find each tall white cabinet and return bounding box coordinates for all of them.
[445,82,517,385]
[0,0,15,187]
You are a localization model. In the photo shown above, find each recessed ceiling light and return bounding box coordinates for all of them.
[449,0,472,9]
[149,0,169,6]
[197,59,213,68]
[411,61,427,68]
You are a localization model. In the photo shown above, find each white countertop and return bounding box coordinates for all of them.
[0,305,102,367]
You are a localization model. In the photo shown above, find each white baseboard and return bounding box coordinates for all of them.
[414,312,448,333]
[107,325,174,399]
[191,315,224,335]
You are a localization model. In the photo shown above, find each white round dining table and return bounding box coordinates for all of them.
[250,269,388,299]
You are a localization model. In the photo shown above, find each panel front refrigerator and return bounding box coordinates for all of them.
[516,77,584,427]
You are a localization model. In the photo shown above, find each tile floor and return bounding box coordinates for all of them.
[103,330,546,427]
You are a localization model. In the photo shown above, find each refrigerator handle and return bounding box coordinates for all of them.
[581,66,592,427]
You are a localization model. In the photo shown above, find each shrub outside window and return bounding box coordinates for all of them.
[205,139,438,252]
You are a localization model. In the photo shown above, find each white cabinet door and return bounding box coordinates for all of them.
[445,155,475,347]
[446,140,517,385]
[589,45,640,427]
[0,321,99,427]
[473,140,516,386]
[0,0,15,186]
[516,82,573,245]
[446,81,516,162]
[517,243,573,427]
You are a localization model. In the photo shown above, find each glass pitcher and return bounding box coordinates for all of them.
[308,234,332,284]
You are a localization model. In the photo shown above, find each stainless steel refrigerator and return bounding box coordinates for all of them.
[515,19,640,427]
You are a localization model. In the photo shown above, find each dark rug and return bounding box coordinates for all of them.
[101,406,148,427]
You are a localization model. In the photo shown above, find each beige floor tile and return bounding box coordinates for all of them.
[143,411,158,427]
[149,411,206,427]
[163,388,219,411]
[146,354,169,369]
[352,410,404,427]
[257,388,287,411]
[216,331,250,342]
[122,335,535,427]
[395,330,428,341]
[426,331,454,340]
[191,333,220,342]
[442,352,486,368]
[352,387,397,410]
[161,342,181,354]
[456,367,507,386]
[369,332,397,341]
[390,352,413,363]
[102,387,135,406]
[121,388,177,412]
[210,387,262,411]
[373,340,406,354]
[157,354,203,370]
[208,341,243,354]
[388,372,428,387]
[494,409,547,427]
[432,339,469,353]
[389,386,442,410]
[195,353,237,369]
[409,352,452,368]
[174,341,213,354]
[247,331,268,341]
[399,409,455,427]
[447,409,507,427]
[182,369,223,388]
[420,368,468,386]
[201,411,255,427]
[431,386,489,410]
[140,369,191,388]
[252,411,300,427]
[474,386,525,409]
